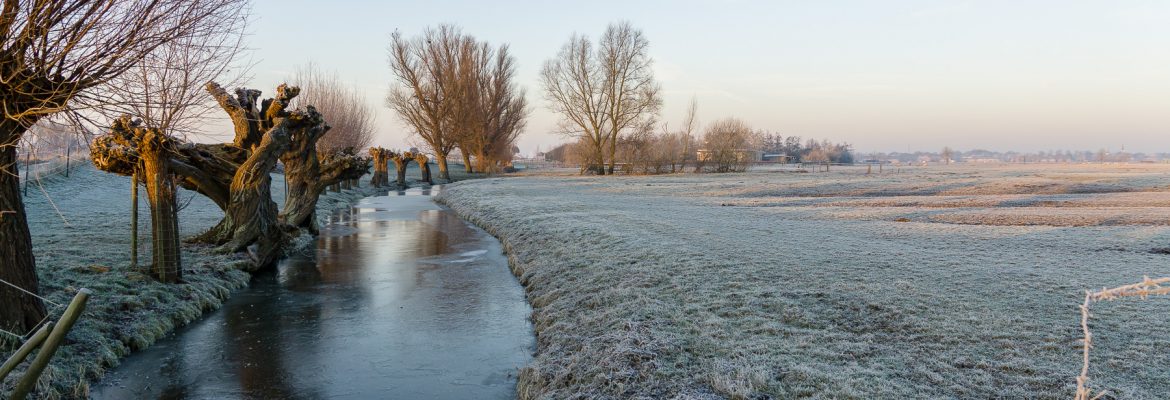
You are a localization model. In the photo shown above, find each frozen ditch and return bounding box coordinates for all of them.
[91,187,535,399]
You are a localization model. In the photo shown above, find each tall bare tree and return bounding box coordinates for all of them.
[457,43,528,173]
[386,25,469,181]
[541,22,661,175]
[600,21,662,174]
[292,62,375,154]
[0,0,247,333]
[540,34,607,174]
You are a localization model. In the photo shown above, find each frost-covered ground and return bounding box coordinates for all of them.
[438,164,1170,399]
[1,164,379,399]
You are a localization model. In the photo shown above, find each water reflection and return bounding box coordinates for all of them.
[92,188,534,400]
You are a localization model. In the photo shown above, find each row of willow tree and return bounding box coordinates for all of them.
[0,0,385,334]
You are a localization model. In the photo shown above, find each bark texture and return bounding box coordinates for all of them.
[110,117,183,282]
[221,118,290,269]
[368,147,391,187]
[279,106,329,234]
[390,151,414,188]
[0,124,46,333]
[414,153,432,184]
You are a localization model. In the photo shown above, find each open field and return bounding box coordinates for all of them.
[438,164,1170,399]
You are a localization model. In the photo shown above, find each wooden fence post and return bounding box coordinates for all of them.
[9,289,91,400]
[131,169,139,271]
[0,322,54,382]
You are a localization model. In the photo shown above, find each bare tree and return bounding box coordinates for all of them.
[386,25,469,181]
[701,118,759,173]
[0,0,247,333]
[600,21,662,174]
[458,42,529,173]
[941,146,953,165]
[99,5,251,139]
[87,0,249,284]
[541,22,660,175]
[540,34,608,174]
[292,62,375,154]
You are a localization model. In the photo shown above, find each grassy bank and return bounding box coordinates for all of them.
[437,164,1170,399]
[0,165,380,399]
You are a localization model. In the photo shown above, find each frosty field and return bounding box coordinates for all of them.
[438,164,1170,399]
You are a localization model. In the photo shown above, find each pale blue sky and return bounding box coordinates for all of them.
[238,0,1170,154]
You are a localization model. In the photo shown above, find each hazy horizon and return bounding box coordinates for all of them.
[223,0,1170,155]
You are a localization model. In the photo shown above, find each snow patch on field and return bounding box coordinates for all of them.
[439,164,1170,399]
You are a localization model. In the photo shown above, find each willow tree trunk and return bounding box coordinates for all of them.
[392,154,412,188]
[222,126,290,270]
[368,149,387,187]
[436,155,450,182]
[0,128,47,333]
[474,150,489,174]
[414,154,432,184]
[279,110,328,235]
[462,152,473,173]
[139,129,182,283]
[607,136,617,175]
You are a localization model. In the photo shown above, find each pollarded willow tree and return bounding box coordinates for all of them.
[88,0,250,283]
[93,82,368,269]
[99,117,185,282]
[0,0,248,333]
[540,21,661,175]
[368,147,391,187]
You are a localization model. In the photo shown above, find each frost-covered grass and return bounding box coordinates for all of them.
[0,164,379,399]
[438,164,1170,399]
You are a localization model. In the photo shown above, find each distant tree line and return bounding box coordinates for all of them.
[760,133,854,164]
[544,125,857,173]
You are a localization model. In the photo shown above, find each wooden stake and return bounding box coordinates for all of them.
[131,169,139,270]
[0,321,54,382]
[10,289,91,400]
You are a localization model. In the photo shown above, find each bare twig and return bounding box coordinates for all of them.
[1076,276,1170,400]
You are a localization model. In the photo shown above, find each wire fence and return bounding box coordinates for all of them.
[0,278,64,343]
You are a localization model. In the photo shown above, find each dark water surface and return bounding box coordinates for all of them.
[92,188,534,399]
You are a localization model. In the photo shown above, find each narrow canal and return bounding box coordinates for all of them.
[92,188,534,399]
